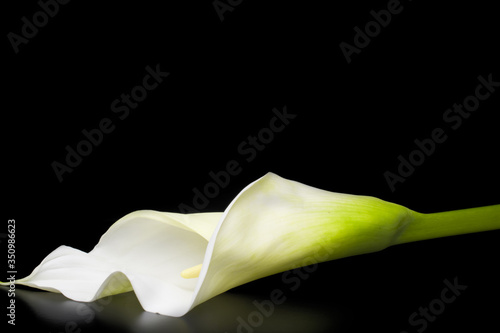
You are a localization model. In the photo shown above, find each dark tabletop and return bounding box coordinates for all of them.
[3,1,499,332]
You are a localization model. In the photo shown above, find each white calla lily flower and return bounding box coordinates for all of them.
[2,172,499,316]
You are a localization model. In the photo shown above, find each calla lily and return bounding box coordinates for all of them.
[2,172,499,316]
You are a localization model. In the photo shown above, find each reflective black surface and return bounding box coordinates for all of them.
[2,232,500,332]
[3,0,499,332]
[4,287,341,333]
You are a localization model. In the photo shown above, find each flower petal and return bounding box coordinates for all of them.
[4,173,413,317]
[5,210,222,316]
[192,172,411,310]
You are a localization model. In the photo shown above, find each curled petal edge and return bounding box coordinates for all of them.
[7,172,496,316]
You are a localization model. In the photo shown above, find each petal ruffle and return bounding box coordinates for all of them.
[5,210,222,316]
[2,173,412,317]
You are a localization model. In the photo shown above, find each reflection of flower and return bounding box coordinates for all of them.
[2,173,499,317]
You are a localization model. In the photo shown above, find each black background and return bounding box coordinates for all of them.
[2,1,499,332]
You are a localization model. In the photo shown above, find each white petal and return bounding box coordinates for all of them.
[6,173,411,317]
[192,172,410,310]
[9,210,223,316]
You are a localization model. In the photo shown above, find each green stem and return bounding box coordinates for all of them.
[395,204,500,245]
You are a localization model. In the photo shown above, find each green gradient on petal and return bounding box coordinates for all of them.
[2,172,498,317]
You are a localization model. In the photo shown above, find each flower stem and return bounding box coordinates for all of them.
[395,204,500,245]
